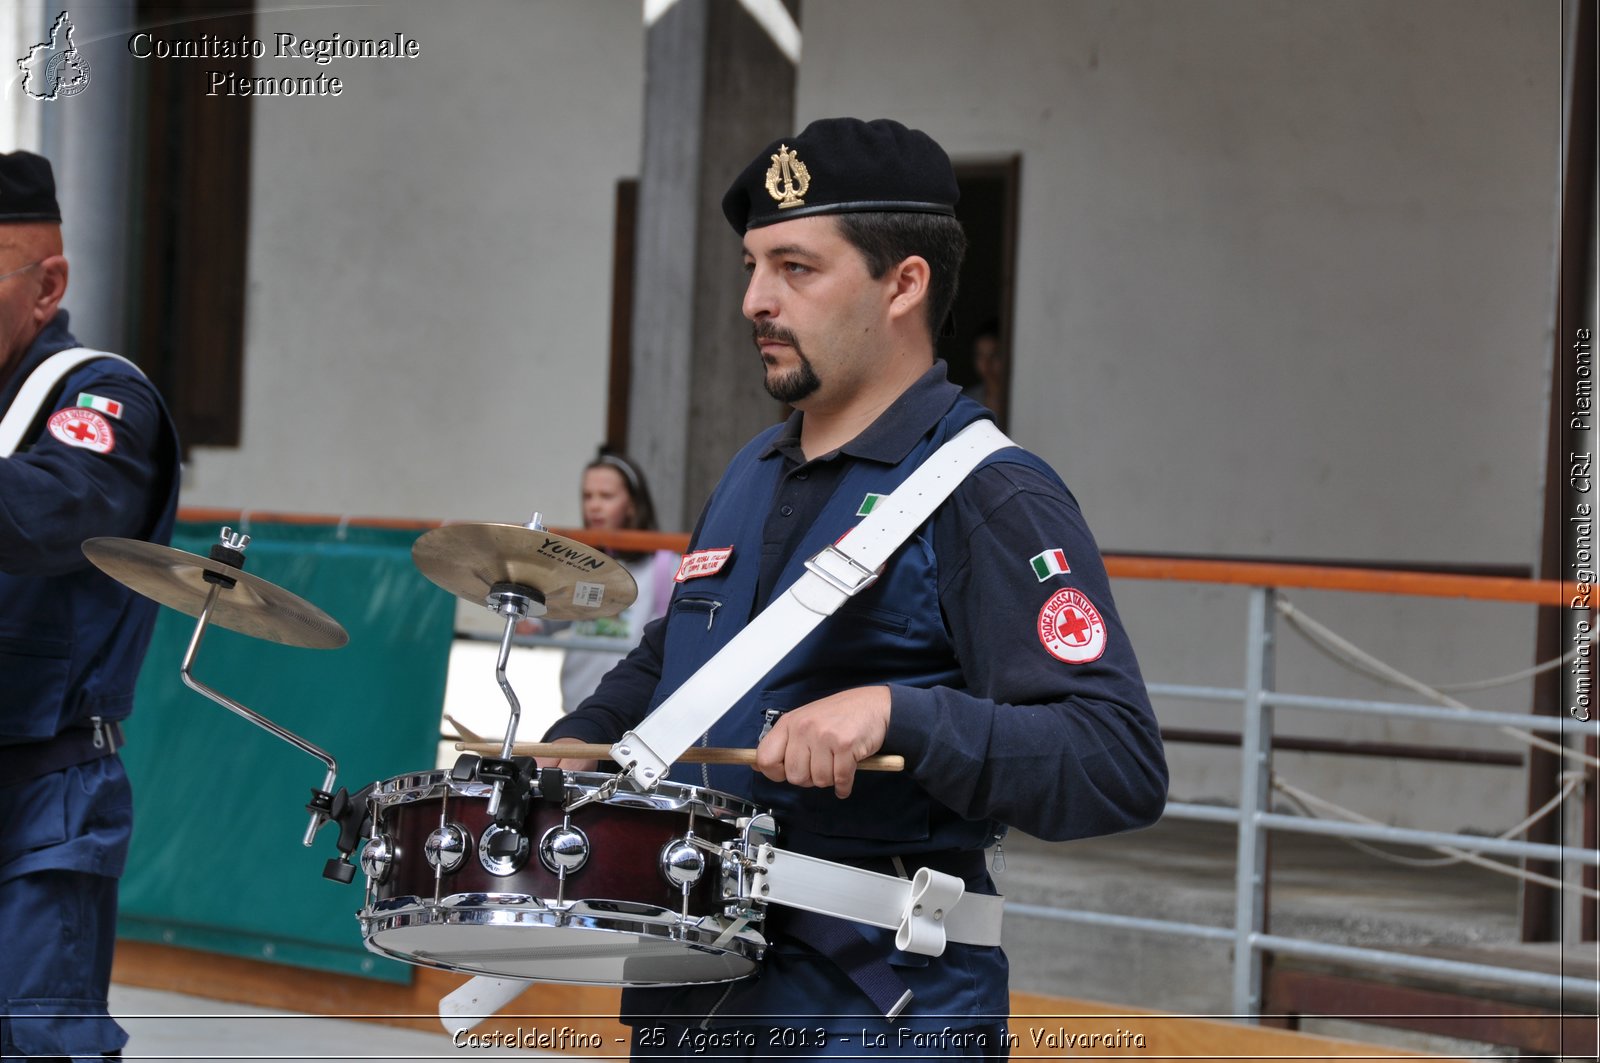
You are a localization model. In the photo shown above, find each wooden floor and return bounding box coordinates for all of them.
[112,940,1467,1060]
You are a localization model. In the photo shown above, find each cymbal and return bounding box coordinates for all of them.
[81,537,349,649]
[412,523,637,620]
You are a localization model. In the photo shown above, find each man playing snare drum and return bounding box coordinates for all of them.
[542,117,1166,1058]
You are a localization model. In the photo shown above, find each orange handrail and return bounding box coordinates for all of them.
[176,507,1572,607]
[1105,556,1568,607]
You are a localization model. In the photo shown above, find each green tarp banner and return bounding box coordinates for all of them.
[117,521,455,981]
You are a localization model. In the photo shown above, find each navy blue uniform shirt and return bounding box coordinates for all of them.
[0,310,179,746]
[0,310,178,1059]
[550,362,1166,845]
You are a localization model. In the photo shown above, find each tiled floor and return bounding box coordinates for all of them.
[110,984,588,1061]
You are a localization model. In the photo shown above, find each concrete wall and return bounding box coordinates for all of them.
[798,0,1561,830]
[180,0,645,526]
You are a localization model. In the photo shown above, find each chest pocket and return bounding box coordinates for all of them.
[671,594,724,630]
[650,592,729,710]
[838,601,911,638]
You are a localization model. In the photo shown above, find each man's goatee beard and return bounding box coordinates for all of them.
[765,357,821,404]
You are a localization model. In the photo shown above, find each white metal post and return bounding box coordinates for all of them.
[1232,586,1275,1017]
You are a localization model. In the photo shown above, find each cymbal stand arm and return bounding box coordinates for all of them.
[479,518,547,819]
[180,582,340,847]
[487,610,521,817]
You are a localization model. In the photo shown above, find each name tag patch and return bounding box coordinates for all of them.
[48,408,116,454]
[675,546,733,582]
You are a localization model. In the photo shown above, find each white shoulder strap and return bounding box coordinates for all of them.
[613,418,1013,786]
[0,346,138,458]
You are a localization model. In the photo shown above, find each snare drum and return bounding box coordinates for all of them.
[358,770,769,985]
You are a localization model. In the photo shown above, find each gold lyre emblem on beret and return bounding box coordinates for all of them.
[765,144,810,209]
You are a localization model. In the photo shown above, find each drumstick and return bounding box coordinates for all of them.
[443,713,491,744]
[453,741,905,772]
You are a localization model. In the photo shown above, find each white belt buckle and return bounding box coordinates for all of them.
[894,867,964,957]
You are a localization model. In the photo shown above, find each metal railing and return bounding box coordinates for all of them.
[1139,582,1597,1016]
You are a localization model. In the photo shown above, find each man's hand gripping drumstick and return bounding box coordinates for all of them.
[752,685,891,799]
[520,686,898,794]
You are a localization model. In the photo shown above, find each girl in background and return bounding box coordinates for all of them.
[559,449,679,712]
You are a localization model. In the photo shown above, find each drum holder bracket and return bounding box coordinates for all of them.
[309,780,378,883]
[464,753,564,830]
[178,534,352,864]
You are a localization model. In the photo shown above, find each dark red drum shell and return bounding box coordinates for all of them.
[371,775,746,916]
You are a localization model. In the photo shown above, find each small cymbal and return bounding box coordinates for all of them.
[82,537,349,649]
[412,523,637,620]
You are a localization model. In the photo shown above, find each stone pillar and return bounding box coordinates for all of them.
[627,0,799,531]
[38,0,136,353]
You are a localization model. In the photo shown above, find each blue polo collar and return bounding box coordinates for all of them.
[760,360,963,467]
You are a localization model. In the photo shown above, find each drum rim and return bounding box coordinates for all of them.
[361,895,765,986]
[371,769,764,822]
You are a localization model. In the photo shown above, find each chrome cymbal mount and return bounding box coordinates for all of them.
[161,526,373,882]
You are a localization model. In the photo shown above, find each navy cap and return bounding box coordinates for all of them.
[722,117,958,234]
[0,151,60,223]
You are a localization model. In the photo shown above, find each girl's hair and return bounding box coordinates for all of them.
[587,446,659,534]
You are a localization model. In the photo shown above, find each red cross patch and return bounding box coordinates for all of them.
[1037,588,1107,664]
[47,408,116,454]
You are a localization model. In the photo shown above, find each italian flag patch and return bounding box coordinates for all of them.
[1030,549,1072,581]
[857,493,885,516]
[75,393,123,419]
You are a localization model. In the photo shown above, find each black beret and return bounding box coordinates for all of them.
[0,151,60,223]
[722,117,958,234]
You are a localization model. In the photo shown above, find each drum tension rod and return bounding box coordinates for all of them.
[685,833,741,863]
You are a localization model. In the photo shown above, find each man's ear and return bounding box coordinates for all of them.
[32,254,67,327]
[885,255,931,326]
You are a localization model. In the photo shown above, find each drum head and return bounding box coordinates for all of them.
[365,908,760,985]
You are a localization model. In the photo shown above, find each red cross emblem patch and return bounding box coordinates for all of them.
[1037,588,1107,664]
[47,407,116,454]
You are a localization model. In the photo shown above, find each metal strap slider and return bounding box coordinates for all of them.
[803,543,880,598]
